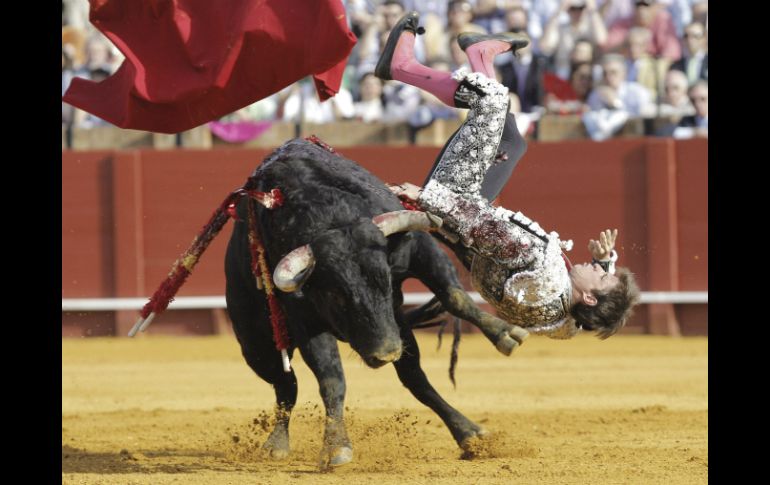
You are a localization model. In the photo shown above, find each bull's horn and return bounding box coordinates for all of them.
[273,245,316,292]
[372,210,443,237]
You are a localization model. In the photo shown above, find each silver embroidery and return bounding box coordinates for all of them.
[425,71,510,195]
[470,235,573,333]
[418,72,576,339]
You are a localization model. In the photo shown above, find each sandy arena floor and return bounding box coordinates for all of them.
[62,332,707,484]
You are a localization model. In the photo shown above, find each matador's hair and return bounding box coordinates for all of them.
[569,267,640,339]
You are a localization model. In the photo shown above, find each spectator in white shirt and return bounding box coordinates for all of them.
[583,54,654,140]
[281,81,355,124]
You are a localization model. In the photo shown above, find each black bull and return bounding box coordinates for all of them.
[225,139,526,466]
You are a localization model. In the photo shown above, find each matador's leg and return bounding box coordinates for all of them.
[425,33,529,201]
[428,72,511,196]
[376,13,523,200]
[425,111,527,203]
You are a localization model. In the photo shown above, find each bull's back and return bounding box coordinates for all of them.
[253,139,404,247]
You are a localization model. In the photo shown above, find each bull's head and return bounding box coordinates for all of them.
[273,211,441,368]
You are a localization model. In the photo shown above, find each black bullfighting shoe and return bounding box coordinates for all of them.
[374,11,424,81]
[457,32,530,56]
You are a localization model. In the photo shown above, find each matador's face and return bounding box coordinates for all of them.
[570,263,619,303]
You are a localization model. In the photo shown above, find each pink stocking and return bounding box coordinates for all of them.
[464,40,511,79]
[390,33,459,108]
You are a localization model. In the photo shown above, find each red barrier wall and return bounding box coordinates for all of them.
[62,150,115,297]
[62,138,707,336]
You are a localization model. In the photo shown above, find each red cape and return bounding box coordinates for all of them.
[63,0,357,134]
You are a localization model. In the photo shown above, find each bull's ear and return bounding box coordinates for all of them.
[273,244,316,292]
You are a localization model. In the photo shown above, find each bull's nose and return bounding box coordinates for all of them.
[369,340,403,364]
[372,346,403,363]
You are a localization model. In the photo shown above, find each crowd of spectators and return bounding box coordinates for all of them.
[62,0,708,141]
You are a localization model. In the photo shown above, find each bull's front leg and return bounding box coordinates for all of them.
[392,326,487,453]
[409,233,528,355]
[298,332,353,469]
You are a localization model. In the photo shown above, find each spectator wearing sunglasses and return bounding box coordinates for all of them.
[669,21,707,86]
[673,80,707,138]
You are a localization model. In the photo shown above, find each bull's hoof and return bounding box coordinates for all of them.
[459,428,490,460]
[495,325,529,356]
[262,428,290,460]
[319,445,353,470]
[267,447,289,460]
[495,335,519,356]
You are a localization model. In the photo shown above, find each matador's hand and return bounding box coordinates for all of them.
[387,182,423,200]
[588,228,617,261]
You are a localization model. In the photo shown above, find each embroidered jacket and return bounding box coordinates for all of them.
[418,69,579,338]
[419,180,579,338]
